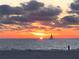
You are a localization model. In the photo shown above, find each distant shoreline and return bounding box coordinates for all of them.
[0,38,79,40]
[0,38,79,39]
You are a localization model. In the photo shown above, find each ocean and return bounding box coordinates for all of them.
[0,38,79,50]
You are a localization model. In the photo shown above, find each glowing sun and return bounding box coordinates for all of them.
[40,37,43,40]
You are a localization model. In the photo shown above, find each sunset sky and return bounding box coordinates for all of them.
[0,0,79,38]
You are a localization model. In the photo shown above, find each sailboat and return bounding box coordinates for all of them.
[49,34,53,40]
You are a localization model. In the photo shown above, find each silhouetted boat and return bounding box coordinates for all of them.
[48,34,53,40]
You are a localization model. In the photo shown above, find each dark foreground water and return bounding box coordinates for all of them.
[0,38,79,50]
[1,49,79,59]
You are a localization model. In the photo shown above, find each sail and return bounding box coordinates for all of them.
[50,34,53,39]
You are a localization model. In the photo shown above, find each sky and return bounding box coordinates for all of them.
[0,0,73,11]
[0,0,79,39]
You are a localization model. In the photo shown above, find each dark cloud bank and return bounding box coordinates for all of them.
[0,0,79,30]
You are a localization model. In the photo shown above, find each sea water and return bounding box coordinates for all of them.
[0,38,79,50]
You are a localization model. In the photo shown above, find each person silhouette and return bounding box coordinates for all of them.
[68,45,70,51]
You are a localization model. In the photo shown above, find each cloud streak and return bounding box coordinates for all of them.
[69,0,79,14]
